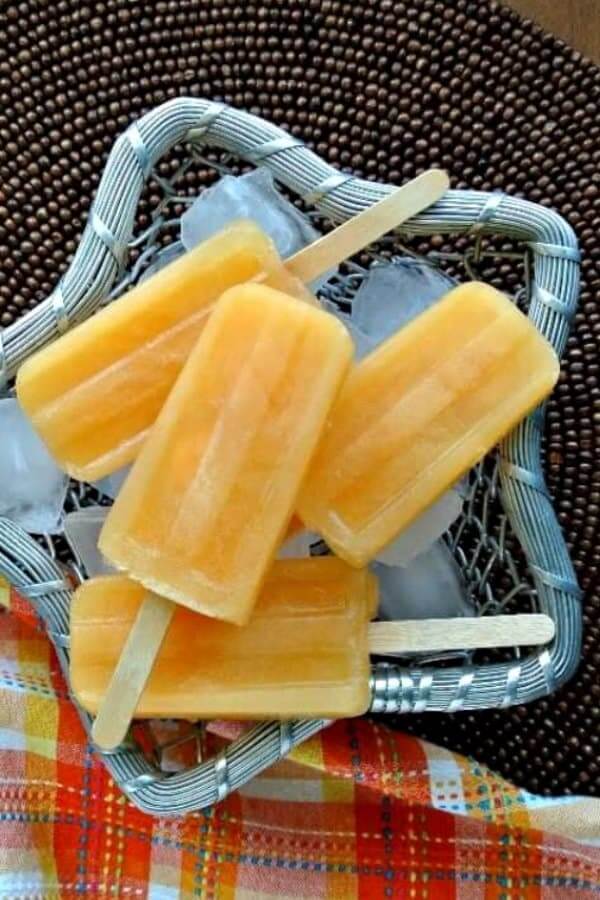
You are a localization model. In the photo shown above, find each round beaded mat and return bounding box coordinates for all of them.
[1,0,598,796]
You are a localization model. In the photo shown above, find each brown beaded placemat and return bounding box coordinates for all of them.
[1,0,598,796]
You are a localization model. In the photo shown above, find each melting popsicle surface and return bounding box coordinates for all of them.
[297,282,560,566]
[70,559,375,719]
[16,220,312,481]
[99,284,353,624]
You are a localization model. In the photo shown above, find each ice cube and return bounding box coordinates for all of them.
[181,168,320,261]
[93,466,131,500]
[64,506,114,577]
[374,540,473,621]
[376,488,464,567]
[352,257,456,344]
[277,529,322,559]
[320,300,375,360]
[0,397,68,533]
[349,324,376,360]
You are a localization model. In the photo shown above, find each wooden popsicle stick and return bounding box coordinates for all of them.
[285,168,449,284]
[367,613,555,655]
[91,591,175,751]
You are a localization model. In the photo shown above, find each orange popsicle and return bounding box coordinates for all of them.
[297,282,560,566]
[70,559,375,719]
[16,221,313,482]
[99,284,353,624]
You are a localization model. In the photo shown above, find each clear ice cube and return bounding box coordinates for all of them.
[181,168,320,261]
[320,300,375,360]
[0,397,68,533]
[93,466,131,500]
[376,488,464,567]
[352,257,456,344]
[374,540,474,621]
[277,529,322,559]
[64,506,114,577]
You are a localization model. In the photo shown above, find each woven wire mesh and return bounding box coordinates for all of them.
[0,98,581,814]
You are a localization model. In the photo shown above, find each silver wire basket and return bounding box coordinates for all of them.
[0,99,582,815]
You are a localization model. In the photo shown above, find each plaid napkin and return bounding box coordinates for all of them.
[1,585,599,898]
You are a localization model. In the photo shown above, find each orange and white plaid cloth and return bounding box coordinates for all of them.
[1,585,600,898]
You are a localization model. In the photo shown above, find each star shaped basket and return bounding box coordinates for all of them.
[0,99,582,815]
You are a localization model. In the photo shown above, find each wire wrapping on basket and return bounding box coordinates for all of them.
[0,98,582,815]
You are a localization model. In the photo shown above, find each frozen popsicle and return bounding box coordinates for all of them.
[16,221,313,482]
[99,283,353,623]
[16,170,449,483]
[71,567,554,720]
[70,559,376,719]
[297,282,560,566]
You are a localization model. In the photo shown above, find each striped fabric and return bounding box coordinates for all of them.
[1,586,599,898]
